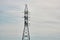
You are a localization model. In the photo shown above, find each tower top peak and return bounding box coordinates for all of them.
[24,4,28,12]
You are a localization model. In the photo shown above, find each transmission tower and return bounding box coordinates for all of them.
[22,4,30,40]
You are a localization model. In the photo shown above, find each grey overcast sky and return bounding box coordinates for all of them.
[0,0,60,40]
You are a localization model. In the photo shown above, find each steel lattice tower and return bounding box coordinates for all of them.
[22,4,30,40]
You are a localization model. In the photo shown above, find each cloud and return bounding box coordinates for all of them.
[0,12,21,24]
